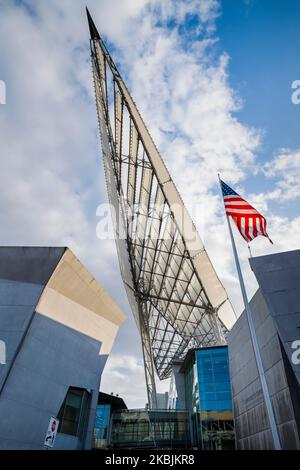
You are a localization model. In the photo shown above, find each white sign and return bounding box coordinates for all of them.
[44,417,59,448]
[0,80,5,105]
[0,340,5,364]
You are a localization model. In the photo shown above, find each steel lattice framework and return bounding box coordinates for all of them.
[87,10,236,408]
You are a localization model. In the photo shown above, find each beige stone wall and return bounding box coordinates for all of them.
[36,248,126,355]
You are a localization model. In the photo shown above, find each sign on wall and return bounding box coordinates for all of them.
[44,417,59,448]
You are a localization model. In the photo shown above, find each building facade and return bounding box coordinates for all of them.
[169,346,235,449]
[0,247,126,449]
[93,392,127,449]
[109,409,191,449]
[228,249,300,449]
[93,393,191,449]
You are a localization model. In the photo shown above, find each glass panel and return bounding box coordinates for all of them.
[110,410,191,449]
[93,404,111,448]
[57,387,90,437]
[193,347,235,449]
[199,382,216,392]
[216,391,232,401]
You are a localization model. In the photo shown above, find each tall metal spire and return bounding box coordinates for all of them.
[86,7,100,40]
[87,11,237,408]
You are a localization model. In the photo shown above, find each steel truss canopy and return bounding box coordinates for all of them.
[87,9,236,407]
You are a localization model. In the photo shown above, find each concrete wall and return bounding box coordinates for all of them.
[0,247,65,395]
[0,314,106,449]
[228,289,300,449]
[0,279,44,391]
[249,250,300,386]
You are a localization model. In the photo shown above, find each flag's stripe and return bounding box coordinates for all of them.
[247,217,253,240]
[225,203,251,208]
[235,215,242,235]
[261,218,265,236]
[244,217,250,240]
[259,217,264,236]
[223,196,243,202]
[253,217,258,238]
[240,217,247,240]
[225,206,257,211]
[262,217,267,236]
[226,209,258,215]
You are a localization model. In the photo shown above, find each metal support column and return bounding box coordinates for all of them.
[139,302,158,409]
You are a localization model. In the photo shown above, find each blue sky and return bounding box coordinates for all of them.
[175,0,300,223]
[219,0,300,153]
[216,0,300,220]
[0,0,299,407]
[174,0,300,200]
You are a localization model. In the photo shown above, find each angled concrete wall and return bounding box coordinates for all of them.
[0,247,65,393]
[0,315,105,449]
[228,251,300,449]
[249,250,300,386]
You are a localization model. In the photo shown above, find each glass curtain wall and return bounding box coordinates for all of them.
[93,404,111,449]
[110,409,191,449]
[196,347,235,449]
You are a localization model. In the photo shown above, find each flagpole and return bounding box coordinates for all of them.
[218,175,281,450]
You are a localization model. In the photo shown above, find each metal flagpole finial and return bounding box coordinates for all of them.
[247,243,253,258]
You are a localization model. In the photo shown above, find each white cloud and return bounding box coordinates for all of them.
[122,15,262,214]
[101,353,170,408]
[100,354,147,408]
[263,148,300,201]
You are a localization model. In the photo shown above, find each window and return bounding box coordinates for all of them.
[196,347,233,413]
[195,347,235,449]
[57,387,90,437]
[110,410,191,449]
[93,404,111,448]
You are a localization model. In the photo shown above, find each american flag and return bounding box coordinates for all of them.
[221,180,273,244]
